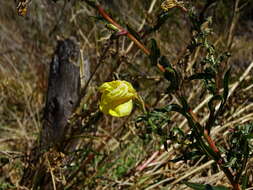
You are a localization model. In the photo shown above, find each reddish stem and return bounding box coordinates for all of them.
[189,109,240,190]
[203,129,219,153]
[95,4,174,74]
[97,6,150,55]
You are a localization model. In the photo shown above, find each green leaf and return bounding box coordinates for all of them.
[223,68,231,101]
[170,151,202,162]
[183,181,229,190]
[153,12,171,31]
[241,174,248,190]
[178,96,190,112]
[85,0,97,8]
[159,56,180,92]
[159,55,171,68]
[89,15,105,22]
[149,39,161,65]
[208,95,222,114]
[224,157,237,167]
[172,127,185,138]
[126,24,142,41]
[163,138,168,151]
[206,82,216,95]
[154,104,185,118]
[188,73,214,81]
[206,95,222,131]
[245,134,253,139]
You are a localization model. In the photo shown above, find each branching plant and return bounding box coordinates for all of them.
[85,0,253,189]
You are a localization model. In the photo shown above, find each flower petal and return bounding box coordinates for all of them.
[98,80,137,117]
[108,99,133,117]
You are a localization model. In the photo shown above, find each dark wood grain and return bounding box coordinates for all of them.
[20,38,81,189]
[41,38,80,148]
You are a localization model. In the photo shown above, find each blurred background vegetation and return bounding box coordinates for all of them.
[0,0,253,189]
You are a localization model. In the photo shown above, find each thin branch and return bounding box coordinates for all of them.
[96,5,150,55]
[125,0,158,54]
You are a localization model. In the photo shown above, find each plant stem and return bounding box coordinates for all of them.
[96,5,150,55]
[188,108,241,190]
[95,4,170,75]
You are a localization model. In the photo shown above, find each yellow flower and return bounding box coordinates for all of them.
[98,80,138,117]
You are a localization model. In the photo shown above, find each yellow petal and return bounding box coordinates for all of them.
[108,99,133,117]
[99,100,110,115]
[98,82,114,93]
[98,80,137,117]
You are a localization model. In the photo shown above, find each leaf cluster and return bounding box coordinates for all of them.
[136,5,252,190]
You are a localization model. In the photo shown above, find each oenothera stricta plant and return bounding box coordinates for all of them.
[86,0,252,189]
[136,7,250,190]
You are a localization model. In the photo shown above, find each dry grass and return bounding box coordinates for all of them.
[1,0,253,189]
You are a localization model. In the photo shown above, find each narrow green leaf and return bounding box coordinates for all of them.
[172,127,185,138]
[153,12,171,31]
[245,134,253,139]
[241,174,248,190]
[149,39,161,65]
[188,73,214,81]
[170,151,202,162]
[163,139,168,151]
[178,96,190,112]
[224,157,237,167]
[85,0,97,8]
[126,24,142,41]
[208,95,222,114]
[206,82,216,95]
[223,68,231,101]
[206,95,222,130]
[155,104,184,117]
[159,55,171,68]
[159,56,179,92]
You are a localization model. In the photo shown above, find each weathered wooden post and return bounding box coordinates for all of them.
[20,38,81,189]
[41,38,80,149]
